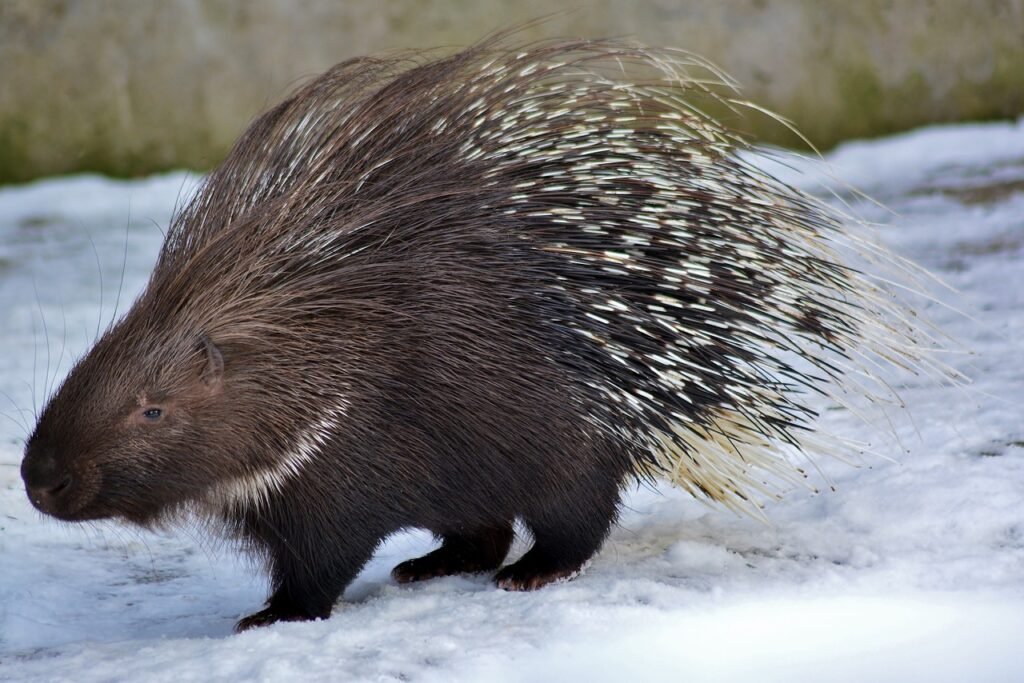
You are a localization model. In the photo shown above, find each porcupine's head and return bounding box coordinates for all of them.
[16,108,369,526]
[21,311,229,524]
[19,199,365,527]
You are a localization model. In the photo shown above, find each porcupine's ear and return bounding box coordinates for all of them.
[198,334,225,389]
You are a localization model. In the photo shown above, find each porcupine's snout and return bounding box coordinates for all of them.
[21,444,75,516]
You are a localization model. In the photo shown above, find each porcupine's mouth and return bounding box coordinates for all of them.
[26,481,108,522]
[23,460,120,523]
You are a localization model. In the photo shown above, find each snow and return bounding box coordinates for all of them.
[2,119,1023,682]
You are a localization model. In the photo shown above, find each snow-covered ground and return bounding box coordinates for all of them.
[1,119,1022,682]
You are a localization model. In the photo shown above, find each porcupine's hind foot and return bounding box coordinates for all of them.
[496,480,620,591]
[494,546,589,591]
[392,522,514,583]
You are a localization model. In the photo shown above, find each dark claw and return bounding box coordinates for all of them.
[494,554,585,591]
[392,556,446,584]
[235,605,327,632]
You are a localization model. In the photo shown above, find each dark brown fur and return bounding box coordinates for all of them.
[21,38,922,631]
[23,41,653,630]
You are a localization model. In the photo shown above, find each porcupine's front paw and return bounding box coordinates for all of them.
[234,598,331,632]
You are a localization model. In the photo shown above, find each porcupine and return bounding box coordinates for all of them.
[20,38,933,630]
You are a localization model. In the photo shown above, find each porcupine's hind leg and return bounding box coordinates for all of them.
[392,522,514,583]
[495,474,622,591]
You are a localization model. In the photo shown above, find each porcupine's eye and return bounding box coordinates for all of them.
[131,403,169,427]
[141,408,163,422]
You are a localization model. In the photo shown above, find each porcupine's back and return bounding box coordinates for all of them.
[157,38,934,518]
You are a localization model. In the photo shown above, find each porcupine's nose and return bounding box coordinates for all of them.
[21,448,74,515]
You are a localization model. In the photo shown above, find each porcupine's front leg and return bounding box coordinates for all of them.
[234,504,381,631]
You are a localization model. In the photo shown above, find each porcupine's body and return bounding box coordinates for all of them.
[21,39,929,630]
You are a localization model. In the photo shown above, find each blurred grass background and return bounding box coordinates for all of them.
[1,0,1022,184]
